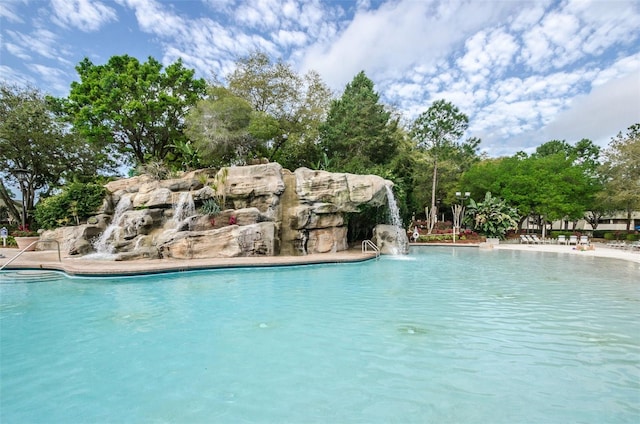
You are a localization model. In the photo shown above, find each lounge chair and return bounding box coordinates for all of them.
[579,235,589,245]
[519,235,529,244]
[530,235,542,244]
[609,240,626,248]
[557,235,567,245]
[568,235,578,245]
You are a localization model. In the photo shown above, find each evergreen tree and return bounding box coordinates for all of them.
[319,71,399,173]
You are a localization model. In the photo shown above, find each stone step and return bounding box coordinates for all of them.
[0,270,64,283]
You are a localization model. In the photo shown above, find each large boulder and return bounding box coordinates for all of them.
[53,163,402,260]
[306,227,348,254]
[294,168,389,212]
[40,220,107,255]
[224,163,285,213]
[158,222,276,259]
[372,224,409,255]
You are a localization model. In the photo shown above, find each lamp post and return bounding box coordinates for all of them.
[453,191,470,243]
[12,168,29,229]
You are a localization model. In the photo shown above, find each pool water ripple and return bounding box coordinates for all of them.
[1,247,639,423]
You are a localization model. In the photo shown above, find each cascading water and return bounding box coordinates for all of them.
[172,192,195,230]
[385,185,403,228]
[91,196,132,257]
[384,184,409,255]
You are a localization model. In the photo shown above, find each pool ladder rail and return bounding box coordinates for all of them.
[362,239,380,259]
[0,239,61,272]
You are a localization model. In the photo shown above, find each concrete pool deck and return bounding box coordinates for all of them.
[1,242,638,277]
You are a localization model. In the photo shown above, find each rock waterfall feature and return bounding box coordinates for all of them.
[41,163,406,260]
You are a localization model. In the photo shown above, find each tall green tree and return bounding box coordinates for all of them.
[60,55,206,167]
[319,71,399,173]
[223,51,332,168]
[185,86,256,167]
[461,139,602,232]
[0,84,105,227]
[410,99,472,229]
[600,123,640,231]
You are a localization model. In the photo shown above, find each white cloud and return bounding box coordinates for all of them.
[117,0,186,38]
[571,0,640,56]
[51,0,118,32]
[235,0,281,30]
[0,0,25,23]
[456,28,518,82]
[0,65,35,86]
[30,63,70,93]
[5,28,65,61]
[274,29,307,47]
[543,72,640,146]
[592,53,640,87]
[4,40,31,60]
[300,0,521,90]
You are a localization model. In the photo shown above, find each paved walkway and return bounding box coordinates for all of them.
[493,242,640,264]
[1,242,638,277]
[0,247,378,276]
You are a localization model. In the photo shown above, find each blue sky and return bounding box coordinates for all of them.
[1,0,639,157]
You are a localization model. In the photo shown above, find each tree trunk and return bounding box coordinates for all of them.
[0,180,21,224]
[429,159,438,234]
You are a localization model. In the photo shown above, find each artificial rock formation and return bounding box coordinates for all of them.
[41,163,407,260]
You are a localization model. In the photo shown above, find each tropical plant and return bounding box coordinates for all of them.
[465,192,519,239]
[200,199,221,217]
[136,161,172,180]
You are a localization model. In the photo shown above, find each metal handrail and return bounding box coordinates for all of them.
[0,240,61,271]
[361,239,380,259]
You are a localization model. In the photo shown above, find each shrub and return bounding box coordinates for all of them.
[603,233,616,240]
[465,192,519,239]
[200,198,221,216]
[35,182,106,229]
[626,234,639,241]
[136,160,172,180]
[550,231,572,238]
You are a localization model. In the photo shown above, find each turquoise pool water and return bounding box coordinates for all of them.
[1,247,639,423]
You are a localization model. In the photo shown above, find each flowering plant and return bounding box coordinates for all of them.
[11,225,38,237]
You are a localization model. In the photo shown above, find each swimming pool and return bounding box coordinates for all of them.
[1,247,639,423]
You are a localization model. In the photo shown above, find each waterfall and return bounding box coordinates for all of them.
[92,196,132,256]
[384,184,409,255]
[172,192,195,230]
[385,185,403,228]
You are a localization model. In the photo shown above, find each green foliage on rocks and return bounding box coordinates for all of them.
[35,183,106,229]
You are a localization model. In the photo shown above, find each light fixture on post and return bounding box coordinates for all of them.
[12,168,29,229]
[452,191,470,243]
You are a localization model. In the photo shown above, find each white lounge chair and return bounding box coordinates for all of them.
[520,235,529,244]
[568,235,578,245]
[606,240,626,248]
[530,235,542,244]
[557,235,567,245]
[579,235,589,245]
